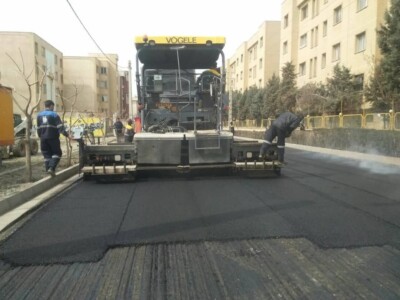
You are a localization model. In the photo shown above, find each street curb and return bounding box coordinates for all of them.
[0,164,79,217]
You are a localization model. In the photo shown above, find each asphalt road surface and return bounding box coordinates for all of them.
[1,148,400,299]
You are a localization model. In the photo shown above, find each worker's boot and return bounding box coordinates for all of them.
[48,156,60,176]
[44,159,51,172]
[277,148,285,163]
[259,143,269,158]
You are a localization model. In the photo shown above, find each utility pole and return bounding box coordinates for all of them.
[128,60,133,118]
[228,78,233,125]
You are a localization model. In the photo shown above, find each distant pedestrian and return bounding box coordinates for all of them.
[259,111,304,164]
[114,117,124,143]
[37,100,71,177]
[124,119,135,143]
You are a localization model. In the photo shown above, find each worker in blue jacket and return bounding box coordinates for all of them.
[37,100,71,176]
[259,111,304,164]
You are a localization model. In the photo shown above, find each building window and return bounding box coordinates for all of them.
[332,43,341,61]
[253,66,257,78]
[253,46,257,59]
[299,62,306,76]
[354,74,364,90]
[98,80,108,88]
[321,53,327,69]
[309,58,318,78]
[300,33,308,48]
[240,71,243,80]
[241,54,243,62]
[100,67,107,74]
[312,0,319,17]
[260,37,263,48]
[311,29,315,48]
[249,68,252,78]
[101,95,108,102]
[315,26,319,46]
[323,20,328,36]
[357,0,367,11]
[283,41,288,54]
[61,74,63,84]
[284,14,289,28]
[259,58,263,69]
[334,5,342,25]
[355,32,366,53]
[60,59,63,68]
[301,4,309,20]
[54,54,58,65]
[35,42,38,55]
[313,57,318,78]
[41,46,45,57]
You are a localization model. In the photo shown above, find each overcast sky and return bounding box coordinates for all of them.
[2,0,281,69]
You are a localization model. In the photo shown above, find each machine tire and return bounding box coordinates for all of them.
[12,139,26,157]
[82,173,92,181]
[30,139,39,155]
[273,166,281,176]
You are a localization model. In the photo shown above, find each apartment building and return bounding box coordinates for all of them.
[0,32,63,114]
[63,54,120,119]
[280,0,390,88]
[227,21,281,92]
[119,70,130,119]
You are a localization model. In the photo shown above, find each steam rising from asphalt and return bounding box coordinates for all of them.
[357,160,400,175]
[305,151,400,175]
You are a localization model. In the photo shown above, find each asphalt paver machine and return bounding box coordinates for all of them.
[80,36,281,181]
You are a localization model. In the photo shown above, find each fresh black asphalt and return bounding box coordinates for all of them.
[1,148,400,265]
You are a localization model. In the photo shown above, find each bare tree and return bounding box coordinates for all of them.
[58,84,80,167]
[7,50,46,182]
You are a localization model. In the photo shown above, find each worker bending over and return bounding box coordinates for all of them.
[259,111,304,164]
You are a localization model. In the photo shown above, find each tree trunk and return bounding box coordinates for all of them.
[25,117,33,182]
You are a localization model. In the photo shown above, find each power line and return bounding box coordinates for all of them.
[65,0,128,69]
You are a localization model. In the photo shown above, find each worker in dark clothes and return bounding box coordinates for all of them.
[124,119,135,143]
[36,100,71,177]
[113,117,124,143]
[259,111,304,164]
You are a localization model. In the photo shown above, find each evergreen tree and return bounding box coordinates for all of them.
[364,65,392,111]
[368,0,400,110]
[231,91,242,120]
[262,74,280,118]
[248,86,263,120]
[238,90,249,120]
[326,64,362,114]
[279,62,297,112]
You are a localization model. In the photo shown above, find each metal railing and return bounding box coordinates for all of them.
[227,111,400,131]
